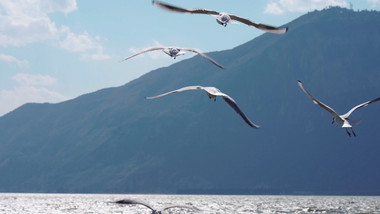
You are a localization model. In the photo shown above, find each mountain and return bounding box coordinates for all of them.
[1,7,380,195]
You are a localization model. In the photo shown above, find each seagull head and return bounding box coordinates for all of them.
[162,48,185,58]
[215,13,230,27]
[167,47,180,55]
[206,92,217,101]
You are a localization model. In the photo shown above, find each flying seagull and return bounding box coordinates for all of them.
[122,46,224,69]
[298,80,380,137]
[146,86,260,128]
[115,199,200,214]
[152,0,288,34]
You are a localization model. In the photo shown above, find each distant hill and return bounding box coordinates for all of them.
[0,7,380,195]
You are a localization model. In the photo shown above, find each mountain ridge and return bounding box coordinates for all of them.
[0,7,380,195]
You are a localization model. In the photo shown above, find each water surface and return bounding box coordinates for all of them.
[1,193,379,213]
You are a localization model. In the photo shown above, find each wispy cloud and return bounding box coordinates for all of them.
[12,73,57,86]
[0,73,70,116]
[368,0,380,5]
[264,2,285,15]
[0,54,29,67]
[0,0,109,60]
[60,30,110,60]
[264,0,349,15]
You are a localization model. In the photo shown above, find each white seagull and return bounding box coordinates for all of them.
[115,199,200,214]
[298,80,380,137]
[122,46,224,69]
[152,0,288,34]
[146,86,260,128]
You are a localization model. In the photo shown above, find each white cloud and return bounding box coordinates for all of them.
[0,73,69,116]
[264,0,349,14]
[0,54,29,67]
[0,0,109,60]
[60,31,110,60]
[0,0,73,47]
[264,2,285,15]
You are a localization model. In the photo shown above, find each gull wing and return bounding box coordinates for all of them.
[298,80,340,118]
[182,48,225,69]
[221,94,260,129]
[153,0,219,15]
[162,205,201,212]
[229,14,288,34]
[121,47,166,61]
[145,86,203,99]
[341,97,380,118]
[115,199,154,211]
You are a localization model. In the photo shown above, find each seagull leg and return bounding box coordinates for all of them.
[346,128,351,137]
[351,128,357,137]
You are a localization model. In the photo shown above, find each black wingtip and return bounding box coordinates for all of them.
[297,80,302,83]
[115,199,130,204]
[285,27,289,33]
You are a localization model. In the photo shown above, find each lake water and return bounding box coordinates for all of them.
[0,193,379,213]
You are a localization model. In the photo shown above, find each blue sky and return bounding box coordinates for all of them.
[0,0,379,116]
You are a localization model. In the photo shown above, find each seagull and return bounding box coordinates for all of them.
[298,80,380,137]
[122,46,224,69]
[146,86,260,128]
[152,0,288,34]
[115,199,200,214]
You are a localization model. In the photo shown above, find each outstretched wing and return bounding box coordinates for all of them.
[341,97,380,118]
[229,14,288,34]
[298,80,340,118]
[152,0,219,15]
[182,48,225,69]
[145,86,203,99]
[162,205,201,212]
[121,47,165,61]
[221,94,260,129]
[115,199,155,211]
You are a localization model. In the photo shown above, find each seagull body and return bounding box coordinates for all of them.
[152,0,288,34]
[298,80,380,137]
[122,46,224,69]
[146,86,260,128]
[115,199,200,214]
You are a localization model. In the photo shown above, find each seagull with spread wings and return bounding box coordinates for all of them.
[122,46,224,69]
[298,80,380,137]
[146,86,260,128]
[152,0,288,34]
[115,199,200,214]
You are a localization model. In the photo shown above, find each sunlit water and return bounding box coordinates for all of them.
[0,193,379,213]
